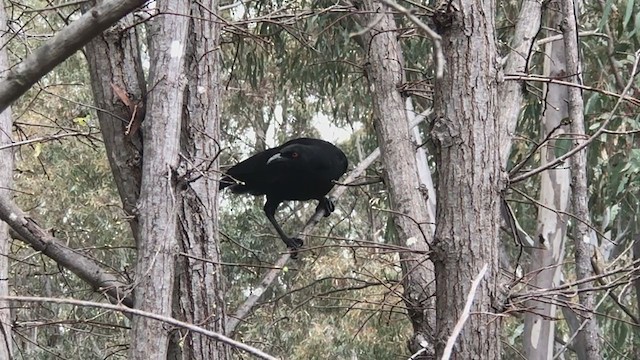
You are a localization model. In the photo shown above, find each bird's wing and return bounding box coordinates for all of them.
[219,146,281,189]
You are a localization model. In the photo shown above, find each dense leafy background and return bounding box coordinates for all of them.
[4,0,640,358]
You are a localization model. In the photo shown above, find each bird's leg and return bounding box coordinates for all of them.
[316,196,335,218]
[263,199,303,256]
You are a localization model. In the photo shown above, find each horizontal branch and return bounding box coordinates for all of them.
[509,50,640,183]
[0,131,100,150]
[503,73,640,107]
[1,296,278,360]
[0,199,133,308]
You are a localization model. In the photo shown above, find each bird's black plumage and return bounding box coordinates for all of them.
[220,138,348,256]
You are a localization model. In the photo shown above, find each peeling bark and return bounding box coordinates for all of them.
[522,5,570,358]
[83,4,145,245]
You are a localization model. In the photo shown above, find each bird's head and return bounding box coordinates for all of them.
[267,145,304,165]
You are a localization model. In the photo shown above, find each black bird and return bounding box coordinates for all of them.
[219,138,348,255]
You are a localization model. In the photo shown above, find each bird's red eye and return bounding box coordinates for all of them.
[291,152,299,158]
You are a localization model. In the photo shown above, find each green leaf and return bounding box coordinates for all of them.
[554,138,572,158]
[629,149,640,173]
[632,11,640,37]
[73,115,89,127]
[597,0,614,30]
[623,0,635,28]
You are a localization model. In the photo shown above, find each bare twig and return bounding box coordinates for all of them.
[509,49,640,184]
[1,296,278,360]
[552,289,611,360]
[378,0,444,79]
[0,131,99,150]
[503,74,640,107]
[441,264,488,360]
[534,30,605,47]
[225,254,291,334]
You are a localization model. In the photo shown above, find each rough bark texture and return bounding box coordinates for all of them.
[355,1,435,356]
[0,4,14,356]
[431,1,502,358]
[522,15,570,358]
[130,1,190,357]
[171,1,229,358]
[83,5,145,245]
[0,0,148,112]
[561,1,601,358]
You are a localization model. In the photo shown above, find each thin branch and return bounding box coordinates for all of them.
[378,0,444,79]
[592,258,640,325]
[1,296,278,360]
[441,264,488,360]
[21,0,88,13]
[503,74,640,107]
[508,121,566,176]
[534,30,606,47]
[0,131,99,150]
[0,199,133,308]
[225,254,291,334]
[509,49,640,184]
[552,289,611,360]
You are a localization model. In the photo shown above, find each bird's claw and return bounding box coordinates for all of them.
[291,237,304,248]
[287,237,304,259]
[318,197,335,217]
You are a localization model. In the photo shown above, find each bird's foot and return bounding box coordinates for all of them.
[317,197,335,217]
[285,237,304,259]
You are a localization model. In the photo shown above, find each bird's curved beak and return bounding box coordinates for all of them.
[267,153,284,164]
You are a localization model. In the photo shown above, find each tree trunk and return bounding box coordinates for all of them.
[522,7,570,358]
[84,1,229,357]
[431,1,502,358]
[83,3,145,245]
[171,0,229,358]
[0,4,14,357]
[130,0,189,357]
[562,0,601,358]
[355,1,436,356]
[498,0,543,163]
